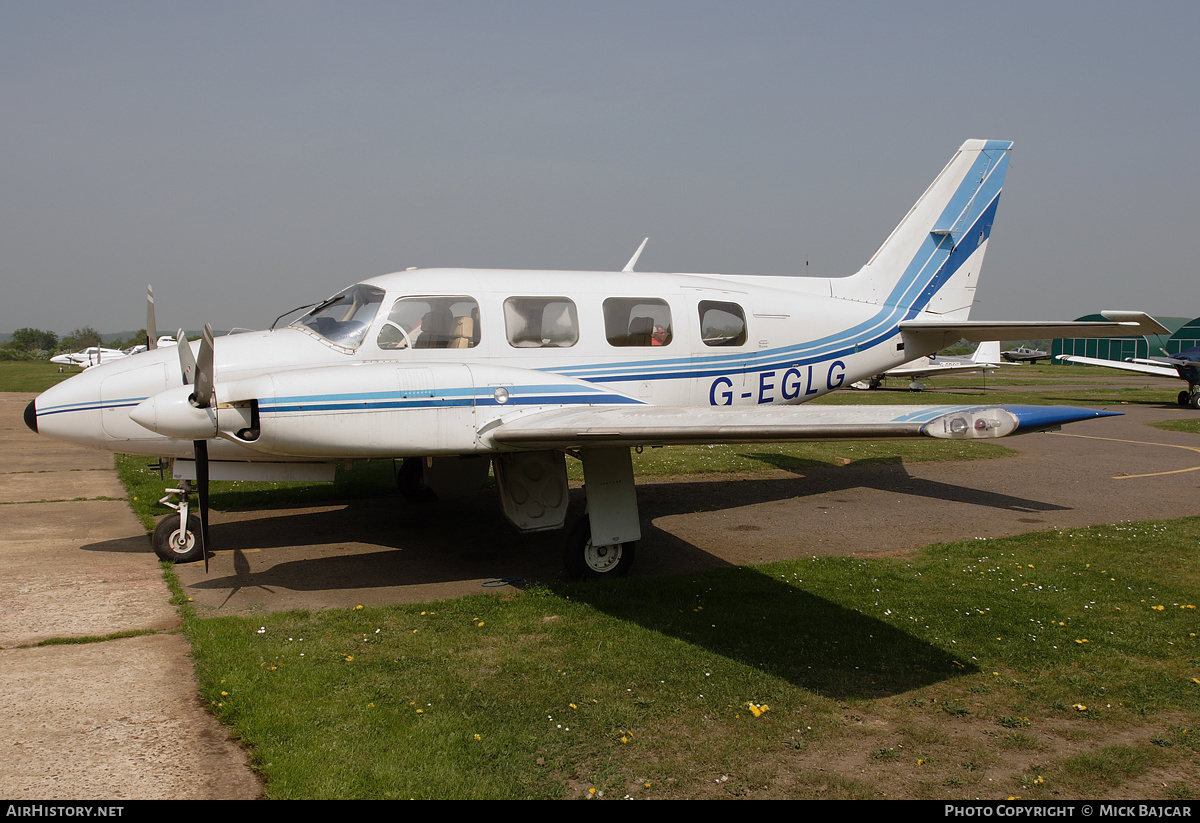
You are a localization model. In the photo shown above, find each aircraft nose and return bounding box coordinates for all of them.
[24,399,38,434]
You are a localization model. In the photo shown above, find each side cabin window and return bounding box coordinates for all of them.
[604,298,672,347]
[504,297,579,348]
[698,300,748,347]
[291,284,385,350]
[377,296,480,350]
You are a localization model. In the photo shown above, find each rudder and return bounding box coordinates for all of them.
[833,139,1012,321]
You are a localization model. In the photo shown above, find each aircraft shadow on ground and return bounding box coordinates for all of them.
[562,563,975,698]
[77,470,1014,697]
[79,458,1070,591]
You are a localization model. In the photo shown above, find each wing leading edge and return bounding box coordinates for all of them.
[487,404,1119,450]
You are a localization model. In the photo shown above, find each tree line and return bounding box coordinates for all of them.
[1,327,152,361]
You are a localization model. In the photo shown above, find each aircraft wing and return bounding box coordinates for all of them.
[900,312,1171,349]
[487,404,1116,450]
[1055,355,1179,379]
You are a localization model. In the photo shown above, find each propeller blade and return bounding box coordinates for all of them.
[194,324,215,409]
[177,330,196,386]
[194,439,210,572]
[146,286,158,351]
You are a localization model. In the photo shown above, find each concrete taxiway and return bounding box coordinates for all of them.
[0,393,261,800]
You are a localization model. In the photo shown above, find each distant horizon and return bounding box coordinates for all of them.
[5,3,1197,333]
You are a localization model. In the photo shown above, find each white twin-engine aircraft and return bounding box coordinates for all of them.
[25,140,1165,579]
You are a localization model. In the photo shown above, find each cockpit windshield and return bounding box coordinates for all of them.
[289,284,385,349]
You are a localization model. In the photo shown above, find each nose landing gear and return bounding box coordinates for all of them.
[152,479,206,564]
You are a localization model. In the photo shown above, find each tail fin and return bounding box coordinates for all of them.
[832,140,1012,320]
[972,340,1002,364]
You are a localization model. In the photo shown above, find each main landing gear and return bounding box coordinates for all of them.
[1178,388,1200,410]
[563,517,636,581]
[492,447,642,581]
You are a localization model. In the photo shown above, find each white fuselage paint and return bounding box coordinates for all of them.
[32,260,987,462]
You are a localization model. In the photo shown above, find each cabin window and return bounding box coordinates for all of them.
[291,283,386,349]
[504,297,579,348]
[603,298,672,347]
[698,300,747,347]
[376,296,480,350]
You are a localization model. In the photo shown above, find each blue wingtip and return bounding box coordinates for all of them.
[1007,405,1122,434]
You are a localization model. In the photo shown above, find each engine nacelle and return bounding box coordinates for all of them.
[129,385,218,440]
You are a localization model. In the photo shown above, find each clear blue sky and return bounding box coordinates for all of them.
[4,1,1198,335]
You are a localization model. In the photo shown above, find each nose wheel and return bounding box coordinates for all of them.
[152,513,205,564]
[152,479,207,564]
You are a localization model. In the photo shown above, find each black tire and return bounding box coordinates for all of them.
[1178,390,1190,407]
[152,514,205,564]
[563,517,635,581]
[1191,393,1200,411]
[395,458,438,504]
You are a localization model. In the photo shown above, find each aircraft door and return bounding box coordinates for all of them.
[395,364,477,454]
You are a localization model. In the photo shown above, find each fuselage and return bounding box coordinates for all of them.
[29,267,927,461]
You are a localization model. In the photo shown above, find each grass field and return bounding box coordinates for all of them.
[175,519,1199,799]
[7,360,1199,798]
[0,360,76,392]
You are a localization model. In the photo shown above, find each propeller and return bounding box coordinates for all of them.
[177,329,196,385]
[177,324,216,571]
[146,286,158,351]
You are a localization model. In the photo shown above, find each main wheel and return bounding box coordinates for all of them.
[563,518,635,581]
[1191,393,1200,410]
[152,514,205,563]
[1178,390,1190,406]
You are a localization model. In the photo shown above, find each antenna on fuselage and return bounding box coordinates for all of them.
[623,238,649,272]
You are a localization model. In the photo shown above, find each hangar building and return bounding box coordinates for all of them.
[1053,315,1194,362]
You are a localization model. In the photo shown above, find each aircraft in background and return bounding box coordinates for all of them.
[123,335,178,356]
[24,140,1164,580]
[1057,346,1200,409]
[851,340,1005,391]
[49,336,177,369]
[51,287,177,368]
[50,346,129,369]
[1002,344,1050,363]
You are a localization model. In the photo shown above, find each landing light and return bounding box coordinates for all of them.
[926,408,1018,439]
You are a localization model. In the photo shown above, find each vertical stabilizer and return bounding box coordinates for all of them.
[832,140,1012,321]
[972,340,1002,364]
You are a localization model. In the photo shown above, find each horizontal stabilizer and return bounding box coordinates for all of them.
[901,311,1172,349]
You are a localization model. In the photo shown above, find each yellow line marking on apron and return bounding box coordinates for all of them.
[1052,432,1200,479]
